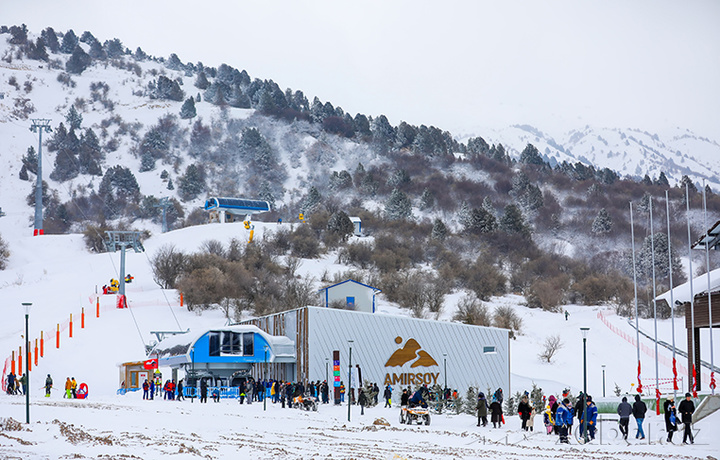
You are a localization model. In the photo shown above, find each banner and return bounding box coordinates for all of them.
[143,358,158,370]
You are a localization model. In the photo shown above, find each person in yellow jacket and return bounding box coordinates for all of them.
[65,377,72,399]
[71,377,78,398]
[544,404,555,434]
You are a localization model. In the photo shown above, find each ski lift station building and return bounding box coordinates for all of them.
[148,306,511,398]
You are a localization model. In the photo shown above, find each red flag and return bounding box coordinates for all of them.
[655,388,661,415]
[710,372,717,391]
[692,365,698,398]
[143,358,158,370]
[672,358,679,391]
[637,361,643,393]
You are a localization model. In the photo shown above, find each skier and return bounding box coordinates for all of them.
[476,392,488,427]
[678,393,695,444]
[617,396,632,440]
[663,395,677,443]
[632,394,647,439]
[45,374,53,397]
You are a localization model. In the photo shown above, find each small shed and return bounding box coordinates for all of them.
[318,279,382,313]
[118,361,152,390]
[349,216,362,236]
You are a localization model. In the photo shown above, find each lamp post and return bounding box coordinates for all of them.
[190,347,195,403]
[264,345,268,411]
[325,358,329,384]
[23,303,31,424]
[348,340,353,422]
[602,365,606,398]
[580,327,590,444]
[443,353,447,392]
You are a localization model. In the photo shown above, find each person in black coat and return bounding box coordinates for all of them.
[677,393,695,444]
[384,385,393,408]
[489,397,503,428]
[632,394,647,439]
[400,388,409,407]
[663,395,677,443]
[200,379,208,403]
[358,388,368,415]
[517,395,532,431]
[617,396,632,440]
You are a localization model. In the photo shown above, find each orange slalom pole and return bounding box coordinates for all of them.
[34,339,38,366]
[180,292,184,307]
[96,296,100,318]
[11,350,15,375]
[56,324,60,348]
[40,331,44,357]
[18,347,22,375]
[81,307,85,329]
[28,348,31,372]
[69,314,73,338]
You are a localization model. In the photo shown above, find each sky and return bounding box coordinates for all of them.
[4,0,720,139]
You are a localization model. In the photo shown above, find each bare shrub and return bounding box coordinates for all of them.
[0,233,10,270]
[151,244,187,289]
[337,241,373,268]
[538,334,563,363]
[201,239,225,257]
[493,305,522,338]
[452,295,491,326]
[82,224,112,253]
[289,224,320,258]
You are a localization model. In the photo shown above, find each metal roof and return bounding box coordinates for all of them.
[692,220,720,251]
[203,197,271,213]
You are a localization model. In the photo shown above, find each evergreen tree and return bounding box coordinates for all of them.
[79,31,96,44]
[353,113,371,137]
[194,71,210,90]
[19,165,29,180]
[371,115,395,154]
[519,143,546,167]
[591,208,613,234]
[467,207,497,234]
[680,175,697,193]
[78,128,103,176]
[88,39,107,60]
[28,38,49,61]
[41,27,60,53]
[50,129,80,181]
[166,178,174,190]
[258,181,275,210]
[134,47,148,61]
[705,184,714,196]
[60,29,79,53]
[65,45,91,74]
[499,204,529,235]
[229,85,251,108]
[97,165,141,218]
[65,106,83,130]
[482,196,495,216]
[329,170,353,190]
[638,232,682,280]
[385,188,412,220]
[463,387,478,415]
[151,76,184,101]
[179,97,197,119]
[327,211,355,241]
[655,171,669,187]
[104,38,124,59]
[431,218,448,241]
[301,186,322,214]
[642,174,653,186]
[419,188,434,210]
[387,169,411,188]
[467,136,490,157]
[177,163,206,201]
[22,146,38,174]
[8,24,28,45]
[458,201,472,228]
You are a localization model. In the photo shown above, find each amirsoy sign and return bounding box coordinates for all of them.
[383,336,440,386]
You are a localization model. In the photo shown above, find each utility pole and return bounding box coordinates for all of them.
[29,119,52,236]
[105,231,144,298]
[153,197,171,233]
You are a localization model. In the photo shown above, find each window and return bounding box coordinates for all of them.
[483,346,496,354]
[209,332,220,356]
[210,331,243,355]
[346,296,355,310]
[243,333,254,356]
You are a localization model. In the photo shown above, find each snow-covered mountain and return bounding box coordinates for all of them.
[459,124,720,191]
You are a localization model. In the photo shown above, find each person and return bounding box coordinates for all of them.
[409,389,427,408]
[373,383,379,405]
[149,379,155,400]
[164,380,171,400]
[564,310,569,321]
[200,379,208,403]
[489,396,503,428]
[358,388,368,415]
[677,393,695,444]
[518,395,532,431]
[45,374,53,398]
[177,379,184,401]
[632,394,647,439]
[400,388,409,407]
[549,395,559,434]
[212,387,220,403]
[617,396,632,440]
[494,388,504,404]
[527,405,536,432]
[321,381,329,404]
[142,379,149,400]
[555,398,573,444]
[579,395,598,440]
[543,404,554,434]
[6,372,16,395]
[19,373,27,395]
[339,382,346,403]
[65,377,72,399]
[476,392,488,427]
[663,395,677,443]
[384,385,393,408]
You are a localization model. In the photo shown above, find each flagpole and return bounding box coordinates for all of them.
[666,190,678,399]
[702,182,716,394]
[630,202,642,394]
[686,183,697,396]
[650,198,660,412]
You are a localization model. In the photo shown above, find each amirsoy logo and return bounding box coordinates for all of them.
[383,336,440,386]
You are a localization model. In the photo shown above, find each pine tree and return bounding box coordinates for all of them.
[591,208,613,234]
[419,188,434,209]
[458,201,472,228]
[179,97,197,119]
[177,163,206,201]
[41,27,60,53]
[431,218,448,241]
[88,39,107,60]
[519,143,546,167]
[258,181,275,210]
[655,172,669,187]
[60,29,78,53]
[166,178,174,190]
[50,129,80,181]
[463,386,478,415]
[499,204,529,235]
[301,186,322,214]
[638,232,682,280]
[22,146,38,174]
[65,106,83,130]
[65,45,91,74]
[194,71,210,90]
[680,175,697,193]
[385,188,412,220]
[78,128,103,176]
[327,211,355,241]
[104,38,124,59]
[467,207,497,234]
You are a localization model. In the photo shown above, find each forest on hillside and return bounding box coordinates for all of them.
[2,24,719,326]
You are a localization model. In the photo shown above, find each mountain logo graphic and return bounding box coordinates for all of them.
[384,336,438,368]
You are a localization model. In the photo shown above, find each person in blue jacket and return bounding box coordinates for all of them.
[579,395,598,440]
[409,389,428,408]
[555,398,573,443]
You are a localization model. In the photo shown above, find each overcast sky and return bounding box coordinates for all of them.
[5,0,719,139]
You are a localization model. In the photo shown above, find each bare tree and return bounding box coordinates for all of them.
[538,334,563,363]
[151,244,187,289]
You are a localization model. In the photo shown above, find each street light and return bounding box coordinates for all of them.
[580,327,590,444]
[443,353,447,393]
[348,340,353,422]
[264,345,268,411]
[325,357,329,384]
[601,364,606,398]
[23,303,31,424]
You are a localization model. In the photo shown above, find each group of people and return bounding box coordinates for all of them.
[142,378,184,401]
[4,372,27,395]
[476,389,505,428]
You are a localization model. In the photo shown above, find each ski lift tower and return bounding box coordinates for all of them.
[105,231,144,297]
[153,197,171,233]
